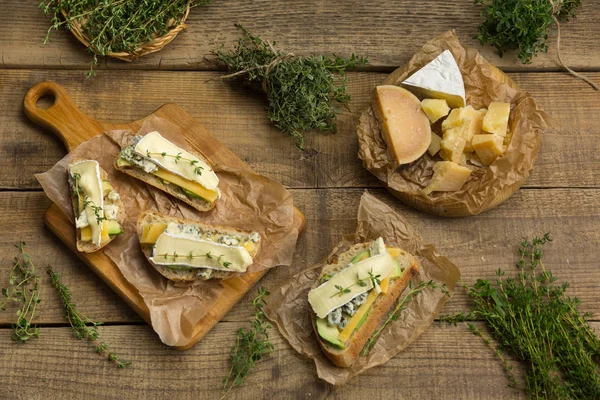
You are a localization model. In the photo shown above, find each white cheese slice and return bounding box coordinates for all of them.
[308,251,394,319]
[134,131,220,192]
[68,160,104,247]
[401,50,466,108]
[151,231,253,272]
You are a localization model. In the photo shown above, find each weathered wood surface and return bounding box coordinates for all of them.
[2,0,600,72]
[1,70,599,190]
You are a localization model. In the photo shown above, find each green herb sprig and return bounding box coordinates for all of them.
[47,266,131,369]
[39,0,212,77]
[216,25,368,149]
[145,151,204,175]
[475,0,598,90]
[221,287,274,398]
[156,251,232,268]
[441,234,600,398]
[0,242,42,343]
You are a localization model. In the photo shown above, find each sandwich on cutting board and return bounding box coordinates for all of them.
[67,159,124,253]
[137,211,261,281]
[308,237,419,367]
[115,131,220,211]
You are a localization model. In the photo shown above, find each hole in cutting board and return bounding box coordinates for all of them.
[36,94,55,110]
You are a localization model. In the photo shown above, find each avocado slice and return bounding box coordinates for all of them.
[392,260,404,278]
[316,318,345,349]
[105,220,123,236]
[351,250,370,264]
[165,265,195,271]
[181,187,204,200]
[116,157,132,167]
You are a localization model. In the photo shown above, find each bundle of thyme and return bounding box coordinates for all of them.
[221,287,273,398]
[441,234,600,398]
[475,0,598,90]
[216,25,367,149]
[39,0,212,77]
[47,266,131,368]
[0,242,42,343]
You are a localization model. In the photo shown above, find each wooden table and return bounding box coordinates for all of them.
[1,1,599,399]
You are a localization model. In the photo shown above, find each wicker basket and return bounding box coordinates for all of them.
[61,5,190,62]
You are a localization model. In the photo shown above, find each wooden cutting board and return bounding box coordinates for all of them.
[23,81,306,350]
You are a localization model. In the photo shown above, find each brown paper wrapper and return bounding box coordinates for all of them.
[263,191,461,385]
[357,30,551,217]
[36,116,299,347]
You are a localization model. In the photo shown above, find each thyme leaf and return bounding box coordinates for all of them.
[145,151,204,175]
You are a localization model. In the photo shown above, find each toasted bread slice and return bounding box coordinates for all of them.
[137,211,261,282]
[114,135,216,212]
[68,159,125,253]
[311,242,420,368]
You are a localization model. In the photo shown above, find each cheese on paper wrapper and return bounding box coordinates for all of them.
[472,134,505,165]
[482,102,510,137]
[372,85,431,167]
[421,99,450,123]
[401,50,466,108]
[424,161,472,194]
[428,133,443,157]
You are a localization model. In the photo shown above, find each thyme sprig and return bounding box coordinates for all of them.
[221,287,273,399]
[71,172,105,224]
[216,25,367,149]
[440,234,600,398]
[156,251,232,268]
[47,266,131,369]
[0,242,42,343]
[329,269,383,298]
[145,151,204,175]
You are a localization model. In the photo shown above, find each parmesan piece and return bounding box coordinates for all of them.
[482,102,510,137]
[463,107,486,152]
[440,125,468,163]
[471,134,505,165]
[441,107,465,131]
[371,85,431,167]
[424,161,472,194]
[421,99,450,123]
[428,133,443,157]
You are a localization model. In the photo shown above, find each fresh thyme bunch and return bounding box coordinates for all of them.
[216,25,368,149]
[0,242,42,343]
[475,0,597,89]
[39,0,212,77]
[47,266,131,368]
[221,287,274,398]
[441,234,600,398]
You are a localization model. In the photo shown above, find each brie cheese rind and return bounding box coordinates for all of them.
[134,131,220,193]
[308,247,394,319]
[401,50,466,108]
[68,160,104,247]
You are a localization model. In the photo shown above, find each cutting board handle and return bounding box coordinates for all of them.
[24,81,105,152]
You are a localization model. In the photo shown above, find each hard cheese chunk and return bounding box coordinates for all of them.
[462,107,486,152]
[401,50,466,108]
[421,99,450,123]
[441,107,465,131]
[372,85,431,167]
[140,222,168,244]
[482,102,510,137]
[428,133,443,156]
[69,160,104,247]
[440,126,468,163]
[471,134,505,165]
[151,232,253,272]
[308,252,394,319]
[424,161,472,194]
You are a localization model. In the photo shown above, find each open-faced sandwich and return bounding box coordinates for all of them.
[308,237,419,367]
[115,131,220,212]
[371,50,511,194]
[67,159,124,253]
[137,211,261,281]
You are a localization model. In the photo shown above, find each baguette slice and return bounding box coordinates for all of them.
[68,159,125,253]
[137,210,261,281]
[311,242,420,368]
[114,135,217,212]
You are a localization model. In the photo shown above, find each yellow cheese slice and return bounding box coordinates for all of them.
[80,220,114,243]
[69,160,104,247]
[421,99,450,123]
[243,241,255,253]
[152,168,218,203]
[387,247,400,258]
[440,125,468,163]
[427,133,443,157]
[463,107,486,152]
[424,161,472,194]
[379,276,391,294]
[338,290,378,343]
[482,102,510,137]
[140,222,168,244]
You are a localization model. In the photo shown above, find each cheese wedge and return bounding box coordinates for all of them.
[421,99,450,123]
[401,50,466,108]
[482,102,510,137]
[463,107,486,152]
[441,107,466,131]
[471,134,505,165]
[427,133,443,157]
[68,160,104,247]
[440,125,468,163]
[372,85,431,167]
[424,161,472,194]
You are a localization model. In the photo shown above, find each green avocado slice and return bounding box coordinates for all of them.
[105,220,123,236]
[392,260,403,278]
[116,156,132,167]
[316,317,345,349]
[351,250,370,264]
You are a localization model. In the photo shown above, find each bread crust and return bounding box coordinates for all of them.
[114,135,216,212]
[68,158,125,253]
[310,242,420,368]
[137,210,261,282]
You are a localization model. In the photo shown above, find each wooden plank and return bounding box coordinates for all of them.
[1,188,599,325]
[1,70,599,190]
[0,321,544,399]
[2,0,600,72]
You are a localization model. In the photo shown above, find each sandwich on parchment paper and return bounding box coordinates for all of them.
[308,237,419,367]
[67,159,124,253]
[115,130,221,212]
[137,211,262,281]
